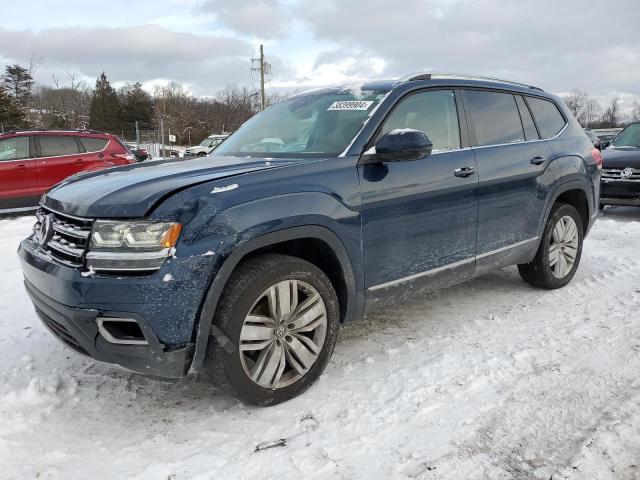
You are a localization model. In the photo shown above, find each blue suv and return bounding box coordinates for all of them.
[18,73,601,405]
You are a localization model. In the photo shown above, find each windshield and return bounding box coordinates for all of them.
[213,89,388,158]
[199,138,213,147]
[611,124,640,148]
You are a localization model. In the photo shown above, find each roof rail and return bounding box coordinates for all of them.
[400,72,543,91]
[2,128,109,135]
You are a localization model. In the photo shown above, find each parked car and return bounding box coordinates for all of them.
[600,122,640,208]
[593,128,623,149]
[184,134,228,157]
[0,130,135,213]
[124,142,151,162]
[19,74,601,405]
[584,128,602,150]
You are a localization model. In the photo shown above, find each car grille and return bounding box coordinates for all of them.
[602,167,640,182]
[35,208,93,268]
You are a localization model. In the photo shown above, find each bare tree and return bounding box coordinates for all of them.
[601,97,621,128]
[583,99,601,128]
[564,90,588,125]
[631,101,640,123]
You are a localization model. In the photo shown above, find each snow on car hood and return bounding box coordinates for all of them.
[41,155,306,218]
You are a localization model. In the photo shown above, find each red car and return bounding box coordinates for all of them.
[0,130,135,213]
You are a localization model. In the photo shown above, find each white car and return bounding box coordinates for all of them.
[185,134,228,157]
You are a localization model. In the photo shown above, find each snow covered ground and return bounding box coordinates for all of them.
[1,208,639,480]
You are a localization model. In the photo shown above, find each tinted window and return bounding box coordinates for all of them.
[515,96,539,141]
[39,136,80,157]
[463,90,524,146]
[610,123,640,148]
[79,137,108,152]
[526,97,566,139]
[0,136,30,161]
[378,90,460,151]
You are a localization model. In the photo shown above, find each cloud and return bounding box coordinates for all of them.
[200,0,289,38]
[294,0,640,100]
[0,25,255,95]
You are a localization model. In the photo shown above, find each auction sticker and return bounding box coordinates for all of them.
[327,100,373,111]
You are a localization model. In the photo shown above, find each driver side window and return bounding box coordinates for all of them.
[378,90,461,152]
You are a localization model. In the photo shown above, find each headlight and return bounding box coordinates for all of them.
[86,221,182,272]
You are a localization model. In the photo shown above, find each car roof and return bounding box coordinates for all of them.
[292,72,550,99]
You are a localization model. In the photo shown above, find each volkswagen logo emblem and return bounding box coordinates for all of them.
[621,167,634,179]
[37,215,53,246]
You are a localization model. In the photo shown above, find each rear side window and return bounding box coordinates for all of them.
[0,136,30,161]
[39,136,80,157]
[526,97,566,139]
[462,90,524,146]
[78,136,108,152]
[378,89,461,151]
[515,96,539,141]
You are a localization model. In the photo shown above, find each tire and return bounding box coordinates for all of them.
[197,152,207,157]
[518,203,584,289]
[204,253,340,406]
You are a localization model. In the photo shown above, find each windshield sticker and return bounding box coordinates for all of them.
[327,100,374,111]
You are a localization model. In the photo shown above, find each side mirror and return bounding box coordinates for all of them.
[364,129,433,163]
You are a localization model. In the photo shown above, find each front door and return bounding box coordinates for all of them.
[359,89,478,301]
[0,135,37,210]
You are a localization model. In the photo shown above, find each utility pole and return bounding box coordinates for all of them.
[135,120,140,145]
[260,44,266,111]
[252,44,270,111]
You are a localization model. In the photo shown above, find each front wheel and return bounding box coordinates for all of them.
[518,203,583,289]
[205,253,340,405]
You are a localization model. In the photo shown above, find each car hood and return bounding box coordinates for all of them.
[601,148,640,169]
[42,155,307,218]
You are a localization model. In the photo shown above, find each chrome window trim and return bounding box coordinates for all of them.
[471,123,568,150]
[368,236,539,291]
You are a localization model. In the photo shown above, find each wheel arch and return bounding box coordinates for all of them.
[188,225,363,374]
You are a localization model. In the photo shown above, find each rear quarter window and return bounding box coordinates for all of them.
[526,97,566,139]
[78,136,108,152]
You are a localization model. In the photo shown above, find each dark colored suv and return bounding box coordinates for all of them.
[18,74,601,405]
[600,122,640,207]
[0,130,134,213]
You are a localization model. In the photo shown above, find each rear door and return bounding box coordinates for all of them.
[461,89,552,272]
[0,135,37,210]
[35,134,84,194]
[76,135,110,169]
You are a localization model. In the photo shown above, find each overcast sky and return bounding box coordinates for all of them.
[1,0,638,112]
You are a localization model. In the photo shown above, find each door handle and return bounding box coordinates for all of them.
[75,159,85,163]
[454,166,476,178]
[530,156,546,165]
[15,164,32,170]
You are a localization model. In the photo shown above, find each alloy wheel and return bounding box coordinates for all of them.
[549,215,579,279]
[239,279,327,389]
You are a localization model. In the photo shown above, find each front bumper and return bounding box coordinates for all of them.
[600,179,640,206]
[24,279,193,378]
[18,236,217,378]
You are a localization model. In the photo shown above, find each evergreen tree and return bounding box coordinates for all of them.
[0,84,27,130]
[3,64,34,101]
[120,82,155,130]
[89,72,121,132]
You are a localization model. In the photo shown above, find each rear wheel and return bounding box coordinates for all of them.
[205,253,339,405]
[518,203,583,289]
